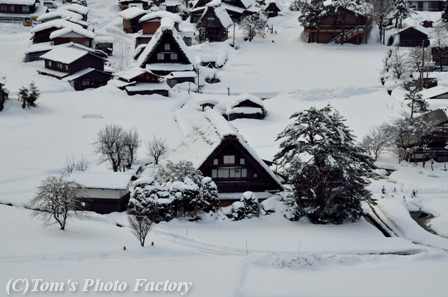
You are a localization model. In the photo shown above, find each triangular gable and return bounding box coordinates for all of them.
[198,5,233,28]
[137,21,196,69]
[168,109,283,192]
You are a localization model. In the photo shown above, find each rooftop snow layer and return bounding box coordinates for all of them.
[228,93,264,109]
[139,10,181,23]
[115,67,147,81]
[68,171,132,190]
[94,36,115,43]
[118,7,146,20]
[31,19,84,33]
[40,46,89,64]
[37,10,84,22]
[50,26,95,39]
[60,4,90,16]
[419,86,448,99]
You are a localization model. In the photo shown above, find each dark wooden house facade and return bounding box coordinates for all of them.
[405,108,448,162]
[137,19,196,76]
[37,46,110,91]
[112,66,170,96]
[265,0,282,18]
[0,0,37,14]
[119,7,146,33]
[409,0,445,11]
[190,0,259,23]
[398,26,430,47]
[167,109,283,196]
[197,5,233,42]
[136,11,181,46]
[304,8,369,44]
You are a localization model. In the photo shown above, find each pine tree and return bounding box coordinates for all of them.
[274,105,376,224]
[18,86,29,109]
[392,0,414,28]
[28,81,40,108]
[298,0,326,43]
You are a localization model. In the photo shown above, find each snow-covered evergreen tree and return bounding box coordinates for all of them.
[392,0,414,28]
[298,0,326,42]
[28,81,40,107]
[274,105,376,224]
[240,12,268,42]
[226,192,260,221]
[441,4,448,29]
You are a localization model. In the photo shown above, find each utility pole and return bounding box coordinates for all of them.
[233,22,235,47]
[420,40,425,91]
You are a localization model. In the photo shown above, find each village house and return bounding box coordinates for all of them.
[408,0,445,11]
[0,0,47,21]
[37,46,111,91]
[196,3,233,42]
[30,19,94,45]
[111,66,170,96]
[226,93,266,121]
[93,35,114,55]
[304,7,369,44]
[404,108,448,163]
[264,0,282,18]
[137,11,182,46]
[36,9,84,24]
[165,0,181,13]
[118,0,151,11]
[119,6,146,33]
[137,17,197,76]
[190,0,259,24]
[24,41,99,62]
[68,171,133,214]
[167,109,283,203]
[397,26,430,47]
[432,47,448,71]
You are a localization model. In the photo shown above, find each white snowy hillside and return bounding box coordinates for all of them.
[0,0,448,296]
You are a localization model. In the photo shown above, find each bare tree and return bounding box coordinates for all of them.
[403,80,428,118]
[384,48,409,79]
[93,124,126,172]
[128,214,154,247]
[360,126,393,161]
[30,175,85,230]
[123,127,141,168]
[431,24,448,71]
[62,154,89,175]
[367,0,394,44]
[146,136,169,165]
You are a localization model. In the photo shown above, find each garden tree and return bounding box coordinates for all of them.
[360,125,394,161]
[431,24,448,71]
[392,0,414,28]
[128,214,154,247]
[29,175,85,230]
[146,135,169,165]
[93,125,141,172]
[289,0,304,11]
[62,154,89,175]
[274,105,376,224]
[384,47,408,79]
[298,0,326,43]
[226,192,260,221]
[406,46,435,90]
[403,81,428,118]
[123,127,141,168]
[367,0,394,43]
[155,160,203,184]
[19,82,40,109]
[240,12,268,42]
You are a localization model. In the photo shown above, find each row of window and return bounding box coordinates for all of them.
[157,53,178,61]
[48,61,69,71]
[0,5,30,12]
[211,168,258,179]
[213,155,245,165]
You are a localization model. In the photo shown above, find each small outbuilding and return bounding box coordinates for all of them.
[226,93,266,121]
[397,26,430,47]
[265,0,282,18]
[69,171,133,214]
[418,85,448,100]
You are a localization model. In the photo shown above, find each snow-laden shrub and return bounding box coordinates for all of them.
[129,161,219,222]
[226,192,260,221]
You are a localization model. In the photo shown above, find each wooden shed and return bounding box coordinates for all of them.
[397,26,430,47]
[226,93,266,121]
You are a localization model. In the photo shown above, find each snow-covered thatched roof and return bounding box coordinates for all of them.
[40,46,89,64]
[94,35,115,43]
[60,4,90,16]
[69,171,132,190]
[37,10,84,22]
[418,86,448,100]
[200,4,233,29]
[167,109,282,187]
[0,0,36,5]
[115,66,147,81]
[118,7,146,20]
[266,0,282,10]
[228,93,264,109]
[137,18,196,69]
[139,10,182,23]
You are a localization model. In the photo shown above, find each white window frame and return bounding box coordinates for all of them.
[223,155,235,164]
[157,53,164,60]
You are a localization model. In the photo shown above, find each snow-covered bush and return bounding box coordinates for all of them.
[129,162,219,221]
[226,192,260,221]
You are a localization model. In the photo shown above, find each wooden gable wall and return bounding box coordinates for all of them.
[144,32,191,65]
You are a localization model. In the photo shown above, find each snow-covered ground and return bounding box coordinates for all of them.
[1,1,448,296]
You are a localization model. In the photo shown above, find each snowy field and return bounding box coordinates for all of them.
[1,0,448,296]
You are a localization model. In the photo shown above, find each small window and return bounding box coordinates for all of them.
[157,53,164,60]
[212,169,217,178]
[223,155,235,164]
[240,158,245,165]
[48,61,52,67]
[22,5,29,12]
[164,43,170,50]
[65,65,68,71]
[253,173,257,178]
[82,79,90,86]
[218,169,229,178]
[242,169,247,178]
[213,159,218,165]
[170,53,177,60]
